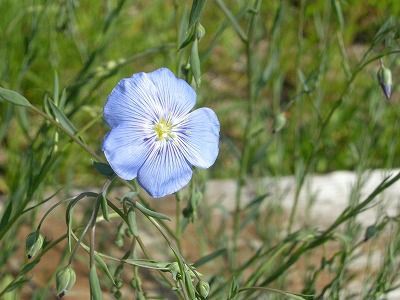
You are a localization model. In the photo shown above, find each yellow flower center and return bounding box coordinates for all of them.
[154,119,174,141]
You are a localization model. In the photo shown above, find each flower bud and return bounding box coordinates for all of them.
[25,231,44,259]
[196,280,210,298]
[56,266,76,298]
[377,64,392,100]
[168,262,182,281]
[272,112,287,133]
[196,23,206,40]
[364,225,377,241]
[106,60,117,70]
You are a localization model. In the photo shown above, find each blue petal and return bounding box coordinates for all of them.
[148,68,196,121]
[137,142,193,198]
[102,124,151,180]
[104,72,163,128]
[176,108,220,168]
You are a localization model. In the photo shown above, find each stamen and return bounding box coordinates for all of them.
[154,119,175,141]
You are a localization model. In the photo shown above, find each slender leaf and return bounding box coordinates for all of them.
[0,202,13,232]
[134,202,171,221]
[46,98,77,135]
[94,254,116,286]
[0,88,32,107]
[89,265,103,300]
[193,248,227,268]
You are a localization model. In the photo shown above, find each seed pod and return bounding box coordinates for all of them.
[168,262,182,281]
[196,280,210,299]
[377,64,393,100]
[25,231,44,259]
[56,266,76,298]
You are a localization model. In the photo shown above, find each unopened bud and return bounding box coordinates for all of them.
[196,23,206,40]
[168,262,182,281]
[106,60,117,70]
[56,266,76,298]
[364,225,377,241]
[25,231,44,259]
[377,65,392,100]
[196,280,210,298]
[273,112,287,133]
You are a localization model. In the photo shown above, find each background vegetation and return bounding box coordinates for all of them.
[1,0,400,299]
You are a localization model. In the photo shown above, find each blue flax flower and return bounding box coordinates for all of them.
[103,68,220,198]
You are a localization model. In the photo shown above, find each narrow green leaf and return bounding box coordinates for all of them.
[183,266,196,299]
[101,179,113,223]
[178,26,196,50]
[53,70,59,105]
[188,0,206,29]
[178,6,190,47]
[238,287,307,300]
[46,98,77,135]
[89,265,103,300]
[244,193,269,210]
[190,39,201,87]
[332,0,344,29]
[20,259,41,274]
[178,0,206,50]
[100,194,109,222]
[127,208,138,236]
[59,88,67,109]
[2,277,29,294]
[123,259,170,270]
[0,202,13,230]
[193,248,227,268]
[228,277,239,300]
[0,87,32,107]
[134,202,171,221]
[94,254,116,286]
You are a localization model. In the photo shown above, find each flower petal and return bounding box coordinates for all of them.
[148,68,196,121]
[176,108,220,168]
[104,72,163,128]
[102,124,151,180]
[137,142,193,198]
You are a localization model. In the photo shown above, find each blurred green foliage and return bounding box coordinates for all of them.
[1,0,400,299]
[1,0,400,186]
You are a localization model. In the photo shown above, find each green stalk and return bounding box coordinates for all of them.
[232,0,261,268]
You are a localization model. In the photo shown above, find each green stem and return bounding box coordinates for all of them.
[30,105,103,162]
[244,172,400,297]
[175,192,182,250]
[36,198,72,231]
[232,0,261,268]
[0,233,67,298]
[215,0,248,43]
[68,196,100,266]
[0,189,61,241]
[106,200,177,290]
[286,48,400,233]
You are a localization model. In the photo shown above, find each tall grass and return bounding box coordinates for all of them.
[1,0,400,299]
